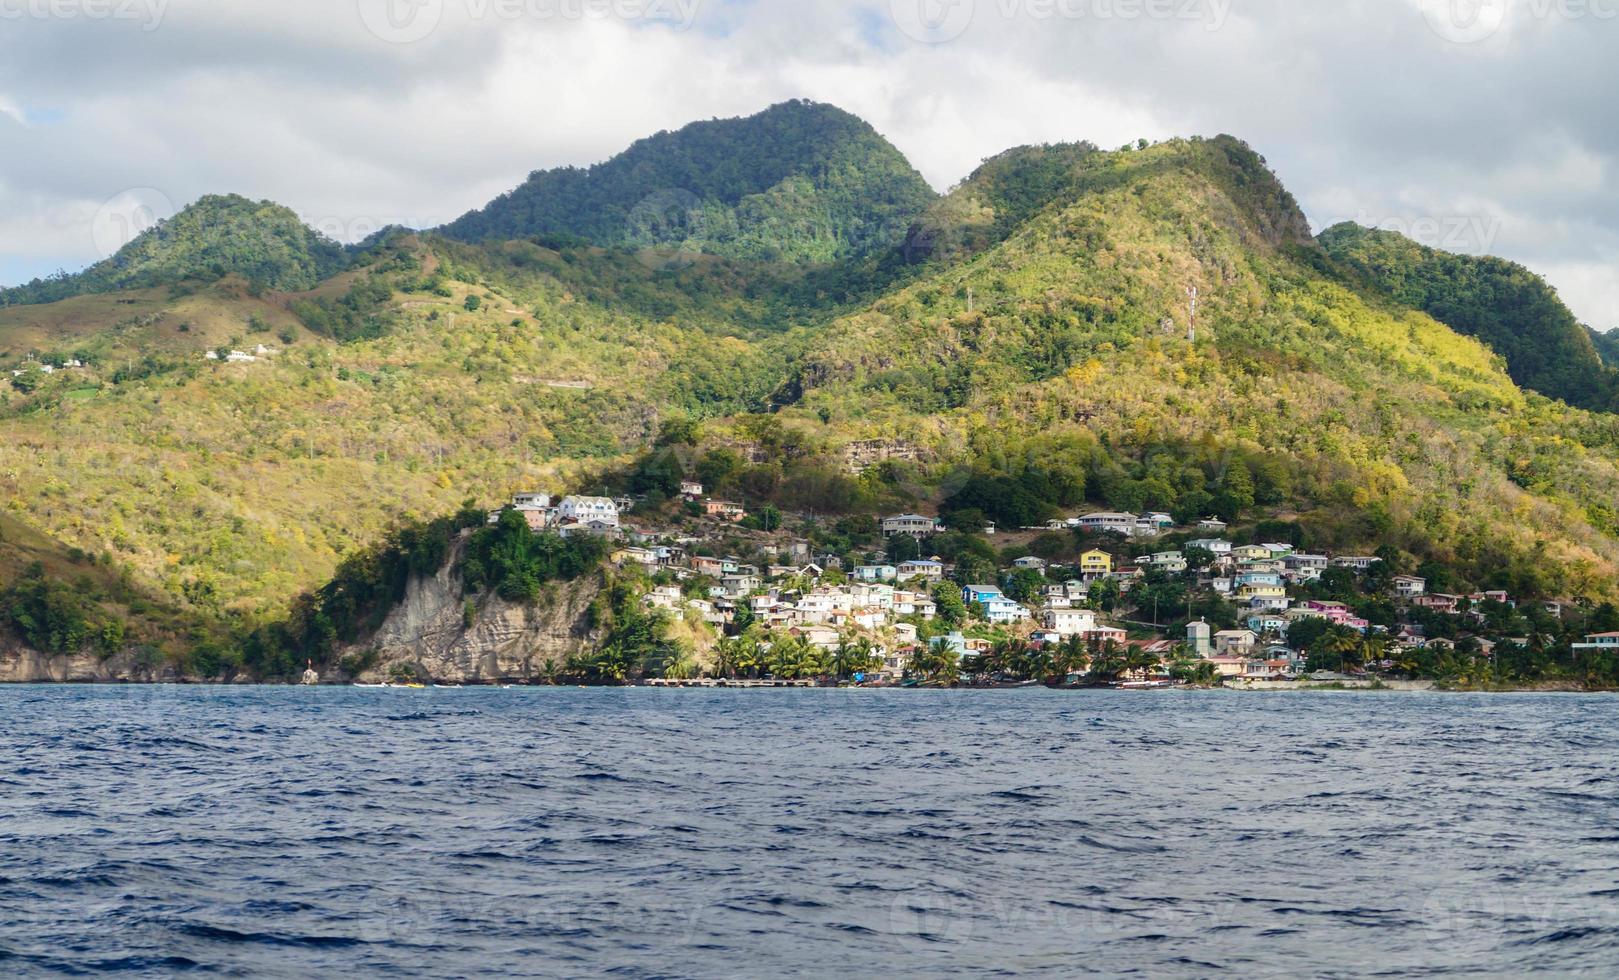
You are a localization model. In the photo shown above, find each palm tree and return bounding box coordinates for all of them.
[1053,634,1090,684]
[1088,640,1128,684]
[1125,645,1161,681]
[663,648,699,680]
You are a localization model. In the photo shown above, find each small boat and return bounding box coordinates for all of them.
[433,684,464,689]
[353,683,388,689]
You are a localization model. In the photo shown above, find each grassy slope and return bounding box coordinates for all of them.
[0,239,795,618]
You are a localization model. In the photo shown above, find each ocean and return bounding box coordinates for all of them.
[2,686,1616,977]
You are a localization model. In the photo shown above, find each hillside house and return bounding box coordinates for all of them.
[1197,518,1229,532]
[854,564,898,583]
[1078,512,1138,537]
[705,500,747,522]
[1574,633,1619,653]
[1138,513,1175,534]
[1246,613,1289,636]
[1013,557,1048,572]
[1333,556,1382,572]
[1042,608,1098,637]
[1412,594,1461,615]
[897,560,945,581]
[1284,553,1329,581]
[1079,550,1113,580]
[882,514,943,538]
[558,496,619,528]
[680,481,704,499]
[1214,629,1259,655]
[1394,575,1428,598]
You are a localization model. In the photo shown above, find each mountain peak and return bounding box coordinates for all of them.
[0,194,347,308]
[438,101,938,264]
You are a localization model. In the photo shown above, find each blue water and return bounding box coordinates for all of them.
[2,687,1618,977]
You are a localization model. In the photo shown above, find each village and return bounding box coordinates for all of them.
[484,486,1614,690]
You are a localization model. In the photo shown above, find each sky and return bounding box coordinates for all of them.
[0,0,1614,328]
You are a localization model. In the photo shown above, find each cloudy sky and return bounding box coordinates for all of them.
[1,0,1614,327]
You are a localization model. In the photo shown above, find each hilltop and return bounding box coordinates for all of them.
[0,195,350,308]
[440,100,938,264]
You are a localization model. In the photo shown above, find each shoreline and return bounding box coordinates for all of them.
[1,680,1613,694]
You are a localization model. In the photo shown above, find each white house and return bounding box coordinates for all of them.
[1333,556,1382,571]
[1186,539,1233,557]
[1013,557,1048,572]
[882,514,943,538]
[982,597,1031,625]
[558,496,620,528]
[1394,575,1428,598]
[1078,512,1139,537]
[1043,608,1098,637]
[513,492,552,511]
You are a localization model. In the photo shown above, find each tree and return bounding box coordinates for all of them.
[1053,634,1090,682]
[886,534,922,564]
[1004,568,1047,603]
[931,583,968,626]
[1088,577,1121,612]
[464,294,482,312]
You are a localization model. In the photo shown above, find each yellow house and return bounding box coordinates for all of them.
[1080,550,1113,578]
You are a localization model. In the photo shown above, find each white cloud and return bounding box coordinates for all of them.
[0,0,1615,325]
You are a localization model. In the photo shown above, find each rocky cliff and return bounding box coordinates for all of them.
[347,539,605,685]
[0,642,187,684]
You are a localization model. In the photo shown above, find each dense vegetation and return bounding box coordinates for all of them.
[441,100,938,264]
[0,195,350,307]
[460,510,605,602]
[1319,222,1618,412]
[1590,326,1619,367]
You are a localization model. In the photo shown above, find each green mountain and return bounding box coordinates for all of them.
[759,136,1619,595]
[1590,326,1619,367]
[0,194,349,308]
[1318,222,1618,412]
[3,109,1619,679]
[440,100,938,264]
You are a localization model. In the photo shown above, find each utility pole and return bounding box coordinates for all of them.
[966,287,975,315]
[1187,284,1199,343]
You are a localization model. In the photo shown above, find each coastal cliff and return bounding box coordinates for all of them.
[346,537,605,685]
[0,642,186,684]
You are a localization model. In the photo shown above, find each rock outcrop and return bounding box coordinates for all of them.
[0,642,186,684]
[348,541,604,684]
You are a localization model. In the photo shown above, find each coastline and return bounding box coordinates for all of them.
[1,679,1613,694]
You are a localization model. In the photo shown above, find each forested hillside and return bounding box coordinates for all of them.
[3,106,1618,677]
[440,100,938,264]
[0,195,350,308]
[1319,222,1618,412]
